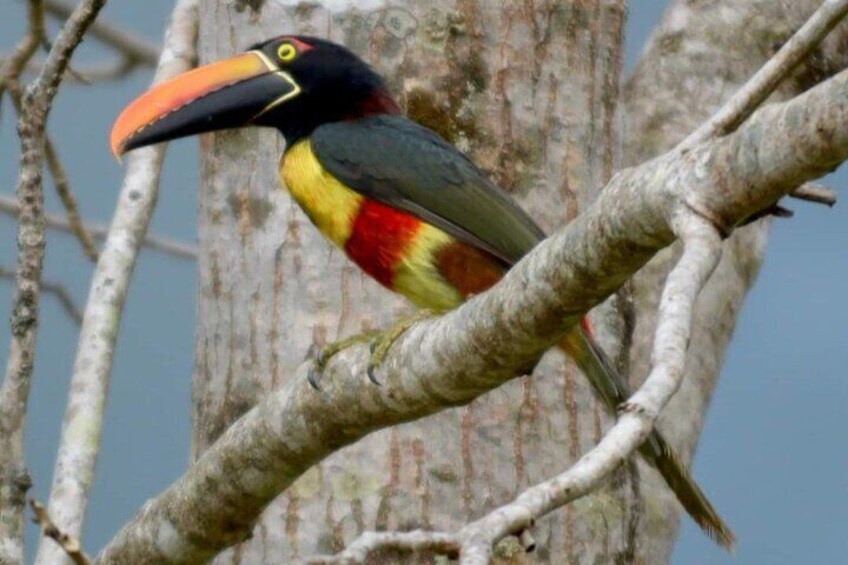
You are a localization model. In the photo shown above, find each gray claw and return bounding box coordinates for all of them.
[307,365,322,391]
[366,364,382,386]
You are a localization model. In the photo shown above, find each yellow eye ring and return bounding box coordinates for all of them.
[277,43,297,62]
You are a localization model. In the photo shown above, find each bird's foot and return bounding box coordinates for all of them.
[366,309,434,385]
[306,331,380,390]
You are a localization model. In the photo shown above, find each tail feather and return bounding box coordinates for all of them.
[560,324,735,550]
[644,431,736,549]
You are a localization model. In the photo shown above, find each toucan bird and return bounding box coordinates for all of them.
[110,36,734,549]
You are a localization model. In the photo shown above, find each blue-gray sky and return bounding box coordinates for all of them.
[1,3,845,563]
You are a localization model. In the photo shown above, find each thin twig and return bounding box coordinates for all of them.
[0,194,198,260]
[44,137,100,261]
[44,0,159,67]
[34,1,200,563]
[0,0,45,100]
[4,81,99,261]
[790,182,838,206]
[0,266,82,326]
[0,53,147,84]
[682,0,848,147]
[0,0,106,563]
[29,499,91,565]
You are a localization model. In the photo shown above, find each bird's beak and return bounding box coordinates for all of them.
[110,51,300,157]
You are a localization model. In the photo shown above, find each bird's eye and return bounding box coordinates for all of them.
[277,43,297,63]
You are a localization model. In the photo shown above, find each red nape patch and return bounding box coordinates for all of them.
[349,89,401,119]
[344,200,421,288]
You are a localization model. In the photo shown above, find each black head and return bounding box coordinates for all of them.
[111,36,399,156]
[249,36,399,142]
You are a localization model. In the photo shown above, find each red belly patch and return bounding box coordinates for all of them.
[344,199,422,288]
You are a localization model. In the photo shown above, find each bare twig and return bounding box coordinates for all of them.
[0,195,198,260]
[0,0,107,562]
[64,57,137,83]
[0,266,82,326]
[683,0,848,147]
[44,0,159,67]
[0,54,151,84]
[790,182,838,206]
[29,499,91,565]
[44,138,99,261]
[0,0,45,100]
[34,2,200,563]
[4,81,98,261]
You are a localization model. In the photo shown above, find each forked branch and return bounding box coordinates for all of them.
[307,213,722,565]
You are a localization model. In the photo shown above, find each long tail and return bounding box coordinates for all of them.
[560,321,736,550]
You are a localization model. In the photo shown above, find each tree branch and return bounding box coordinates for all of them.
[0,0,105,563]
[33,1,200,563]
[43,136,100,261]
[0,265,82,326]
[0,0,44,100]
[43,0,159,68]
[791,182,838,206]
[307,530,460,564]
[29,499,91,565]
[683,0,848,146]
[311,212,721,565]
[5,80,100,261]
[94,52,848,563]
[0,194,198,260]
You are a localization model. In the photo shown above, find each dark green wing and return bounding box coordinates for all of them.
[309,115,545,265]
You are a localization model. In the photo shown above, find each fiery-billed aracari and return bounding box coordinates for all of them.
[110,36,734,548]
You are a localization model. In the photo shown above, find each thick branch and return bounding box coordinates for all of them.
[33,2,200,563]
[326,214,720,565]
[307,530,461,564]
[308,210,721,565]
[95,60,848,564]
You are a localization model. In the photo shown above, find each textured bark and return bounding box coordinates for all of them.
[621,1,848,553]
[193,0,635,562]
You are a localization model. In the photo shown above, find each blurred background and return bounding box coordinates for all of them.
[0,2,845,563]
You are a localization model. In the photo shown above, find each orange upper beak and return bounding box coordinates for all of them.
[110,51,299,157]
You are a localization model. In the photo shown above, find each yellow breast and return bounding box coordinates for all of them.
[280,137,465,312]
[281,139,363,248]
